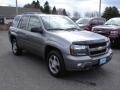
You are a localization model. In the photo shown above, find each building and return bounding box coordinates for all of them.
[0,6,41,24]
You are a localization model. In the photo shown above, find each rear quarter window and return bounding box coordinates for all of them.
[12,15,21,27]
[17,16,29,30]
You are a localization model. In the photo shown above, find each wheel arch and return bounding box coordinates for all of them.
[44,45,63,61]
[10,35,16,43]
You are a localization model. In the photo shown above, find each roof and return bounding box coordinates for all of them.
[21,13,65,17]
[76,17,106,22]
[0,6,41,17]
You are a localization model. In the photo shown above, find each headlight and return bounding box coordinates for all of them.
[110,31,118,35]
[70,45,88,56]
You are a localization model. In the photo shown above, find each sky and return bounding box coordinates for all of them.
[0,0,120,16]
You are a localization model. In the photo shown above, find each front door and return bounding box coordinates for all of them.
[25,16,45,57]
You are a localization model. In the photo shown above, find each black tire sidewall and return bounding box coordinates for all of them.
[12,39,22,55]
[47,50,65,77]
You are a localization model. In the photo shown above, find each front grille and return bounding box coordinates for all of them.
[89,42,106,48]
[90,49,106,56]
[89,42,107,56]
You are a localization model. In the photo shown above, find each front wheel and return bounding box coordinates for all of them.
[47,50,66,77]
[12,39,22,55]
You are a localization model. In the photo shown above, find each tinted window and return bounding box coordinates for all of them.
[91,19,98,25]
[91,18,105,25]
[13,15,21,27]
[27,16,41,31]
[97,18,105,24]
[76,18,90,24]
[18,16,29,30]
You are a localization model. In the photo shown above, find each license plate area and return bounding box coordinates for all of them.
[100,58,106,65]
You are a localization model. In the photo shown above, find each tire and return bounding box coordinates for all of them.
[47,50,66,77]
[12,39,22,56]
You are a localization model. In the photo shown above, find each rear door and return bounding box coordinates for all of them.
[9,15,21,43]
[17,15,30,49]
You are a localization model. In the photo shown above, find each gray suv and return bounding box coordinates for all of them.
[9,13,112,77]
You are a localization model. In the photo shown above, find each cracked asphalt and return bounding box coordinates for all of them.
[0,31,120,90]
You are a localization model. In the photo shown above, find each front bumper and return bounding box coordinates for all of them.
[64,49,112,71]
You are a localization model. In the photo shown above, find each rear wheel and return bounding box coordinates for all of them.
[47,50,66,77]
[12,39,22,55]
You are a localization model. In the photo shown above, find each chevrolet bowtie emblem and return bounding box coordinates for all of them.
[97,46,104,50]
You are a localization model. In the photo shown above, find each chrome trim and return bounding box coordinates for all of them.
[89,46,107,52]
[90,50,107,57]
[88,42,108,56]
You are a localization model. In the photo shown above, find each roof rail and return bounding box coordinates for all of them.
[22,12,42,14]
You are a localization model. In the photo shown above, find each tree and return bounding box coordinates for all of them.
[23,0,43,12]
[31,1,36,8]
[52,6,57,14]
[43,1,51,14]
[24,4,33,8]
[23,1,68,15]
[102,6,120,20]
[40,6,44,12]
[57,8,63,15]
[73,11,81,19]
[85,11,99,18]
[35,0,40,8]
[63,9,68,16]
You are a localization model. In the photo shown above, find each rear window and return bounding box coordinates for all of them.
[97,18,106,24]
[91,18,105,25]
[12,15,21,27]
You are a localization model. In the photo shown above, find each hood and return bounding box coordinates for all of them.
[93,25,120,30]
[51,30,107,43]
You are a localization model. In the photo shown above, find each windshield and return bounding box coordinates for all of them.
[76,18,90,24]
[105,18,120,26]
[41,15,80,31]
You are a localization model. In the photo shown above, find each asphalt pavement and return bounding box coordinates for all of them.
[0,31,120,90]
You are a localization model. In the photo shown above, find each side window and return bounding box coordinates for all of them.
[13,16,21,27]
[97,19,105,25]
[27,16,41,31]
[18,16,29,30]
[91,19,98,25]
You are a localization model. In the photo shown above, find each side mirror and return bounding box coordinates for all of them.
[31,27,43,33]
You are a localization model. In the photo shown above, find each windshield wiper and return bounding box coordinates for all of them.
[47,28,80,31]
